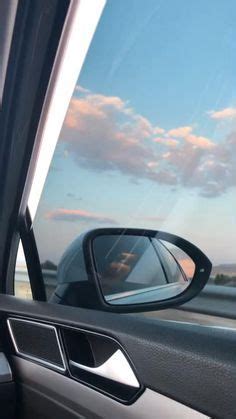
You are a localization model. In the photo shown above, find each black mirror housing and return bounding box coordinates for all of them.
[52,228,212,313]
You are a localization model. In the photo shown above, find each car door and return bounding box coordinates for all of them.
[0,1,236,419]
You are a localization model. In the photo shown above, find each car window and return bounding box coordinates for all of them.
[14,241,32,300]
[17,1,236,314]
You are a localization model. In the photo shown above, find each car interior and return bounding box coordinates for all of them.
[0,1,236,419]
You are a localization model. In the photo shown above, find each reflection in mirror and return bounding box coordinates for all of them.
[92,235,196,305]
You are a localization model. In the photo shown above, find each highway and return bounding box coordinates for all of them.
[15,268,236,329]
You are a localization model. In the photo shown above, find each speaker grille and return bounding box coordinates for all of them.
[7,318,65,371]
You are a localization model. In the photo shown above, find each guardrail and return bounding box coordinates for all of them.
[15,269,236,319]
[181,284,236,320]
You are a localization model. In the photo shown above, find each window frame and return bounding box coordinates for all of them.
[7,0,105,298]
[18,208,46,301]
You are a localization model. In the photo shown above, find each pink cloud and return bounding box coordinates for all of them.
[154,137,179,147]
[185,134,215,149]
[165,126,214,149]
[133,115,154,138]
[46,208,117,224]
[60,88,236,197]
[65,94,126,129]
[154,126,165,135]
[62,92,171,184]
[147,161,159,168]
[208,107,236,120]
[88,94,125,110]
[167,126,192,138]
[65,98,106,128]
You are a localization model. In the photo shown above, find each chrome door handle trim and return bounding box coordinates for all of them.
[69,349,140,388]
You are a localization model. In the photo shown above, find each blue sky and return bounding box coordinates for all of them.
[33,0,236,266]
[79,0,236,133]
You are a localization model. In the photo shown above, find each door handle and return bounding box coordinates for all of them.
[69,349,139,388]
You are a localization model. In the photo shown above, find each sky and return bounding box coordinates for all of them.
[32,0,236,266]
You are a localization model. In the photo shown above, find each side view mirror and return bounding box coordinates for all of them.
[52,228,212,313]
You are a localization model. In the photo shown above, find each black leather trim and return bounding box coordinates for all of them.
[0,295,235,418]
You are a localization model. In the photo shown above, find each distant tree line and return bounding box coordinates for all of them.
[210,274,236,287]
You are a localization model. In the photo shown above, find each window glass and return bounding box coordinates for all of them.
[32,1,236,302]
[14,241,32,299]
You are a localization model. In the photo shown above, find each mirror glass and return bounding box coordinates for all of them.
[92,234,195,305]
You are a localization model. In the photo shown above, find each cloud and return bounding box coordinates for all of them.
[46,208,117,224]
[65,97,109,128]
[167,126,192,138]
[208,107,236,120]
[154,126,165,135]
[154,137,179,147]
[166,126,214,149]
[182,133,236,197]
[184,134,215,149]
[75,85,91,94]
[147,161,159,168]
[62,93,171,183]
[133,115,164,138]
[60,89,236,197]
[158,134,236,197]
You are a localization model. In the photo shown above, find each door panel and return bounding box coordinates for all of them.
[0,295,235,418]
[7,318,66,372]
[7,317,141,403]
[13,357,207,419]
[0,352,15,419]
